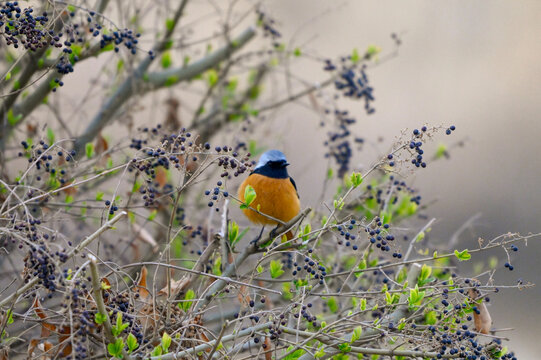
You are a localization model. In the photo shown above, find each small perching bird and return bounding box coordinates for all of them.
[237,150,300,239]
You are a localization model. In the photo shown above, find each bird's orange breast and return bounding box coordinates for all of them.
[238,173,300,225]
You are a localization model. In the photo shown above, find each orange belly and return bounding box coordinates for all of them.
[238,174,300,225]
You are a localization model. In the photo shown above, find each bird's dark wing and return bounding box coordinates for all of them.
[289,176,299,199]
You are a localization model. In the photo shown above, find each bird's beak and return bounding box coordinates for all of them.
[284,162,290,167]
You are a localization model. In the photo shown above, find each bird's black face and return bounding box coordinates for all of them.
[268,159,289,169]
[253,159,290,179]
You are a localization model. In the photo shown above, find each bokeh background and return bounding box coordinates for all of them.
[258,1,541,357]
[7,0,539,357]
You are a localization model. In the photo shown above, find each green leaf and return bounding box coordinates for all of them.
[95,312,107,325]
[179,289,195,311]
[85,142,94,159]
[338,343,351,353]
[314,348,325,358]
[283,346,305,360]
[351,326,363,342]
[327,297,338,313]
[360,298,366,311]
[127,333,139,353]
[351,48,360,63]
[435,143,447,159]
[6,310,13,325]
[282,282,293,300]
[301,223,311,241]
[46,127,55,144]
[161,51,172,69]
[417,264,432,286]
[151,345,163,357]
[206,69,218,87]
[107,338,124,358]
[161,332,172,352]
[257,264,263,273]
[5,72,11,81]
[165,18,175,32]
[425,310,438,325]
[148,209,158,221]
[333,198,345,210]
[366,45,381,58]
[228,221,239,244]
[408,284,425,309]
[7,109,22,126]
[212,256,222,276]
[270,260,285,279]
[112,312,129,337]
[242,185,257,207]
[293,47,301,57]
[99,42,114,53]
[96,191,104,201]
[327,168,334,179]
[454,249,471,261]
[165,75,178,86]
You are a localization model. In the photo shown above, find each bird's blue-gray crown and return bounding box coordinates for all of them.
[255,150,288,169]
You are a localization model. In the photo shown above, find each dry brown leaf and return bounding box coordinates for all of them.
[28,339,40,357]
[155,166,168,188]
[0,347,8,360]
[60,180,77,196]
[26,123,37,137]
[132,223,159,253]
[237,285,251,308]
[58,326,72,357]
[133,266,150,300]
[95,133,109,154]
[158,277,190,297]
[33,297,56,337]
[468,288,492,334]
[264,337,272,360]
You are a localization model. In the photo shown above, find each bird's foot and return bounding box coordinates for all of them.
[250,226,266,246]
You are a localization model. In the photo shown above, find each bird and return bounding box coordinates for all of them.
[238,150,300,240]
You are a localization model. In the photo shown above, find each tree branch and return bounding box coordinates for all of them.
[0,211,126,308]
[73,25,255,157]
[194,207,311,312]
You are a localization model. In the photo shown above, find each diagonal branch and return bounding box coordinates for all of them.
[194,207,311,312]
[73,25,255,157]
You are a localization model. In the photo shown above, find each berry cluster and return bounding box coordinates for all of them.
[18,140,74,192]
[292,250,327,285]
[256,8,281,39]
[320,57,376,177]
[0,3,51,51]
[364,217,400,256]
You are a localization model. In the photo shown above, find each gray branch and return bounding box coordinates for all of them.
[73,26,255,157]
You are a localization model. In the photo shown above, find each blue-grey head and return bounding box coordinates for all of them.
[253,150,290,178]
[255,150,288,169]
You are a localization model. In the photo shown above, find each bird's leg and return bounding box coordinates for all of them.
[269,224,281,240]
[250,226,265,245]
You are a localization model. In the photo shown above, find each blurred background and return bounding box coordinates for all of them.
[260,1,541,356]
[4,0,539,356]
